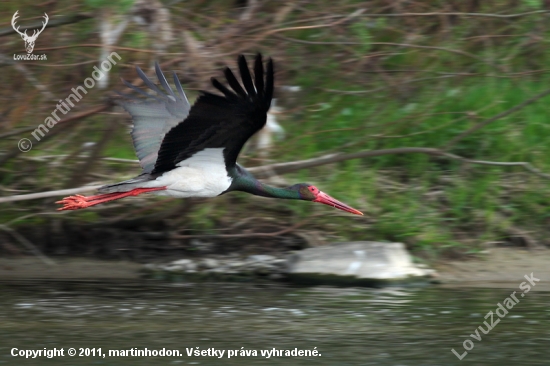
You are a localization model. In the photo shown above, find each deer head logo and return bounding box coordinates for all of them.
[12,11,49,54]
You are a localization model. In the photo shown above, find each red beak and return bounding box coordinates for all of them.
[313,191,363,215]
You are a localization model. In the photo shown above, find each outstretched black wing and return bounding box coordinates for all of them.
[151,54,274,174]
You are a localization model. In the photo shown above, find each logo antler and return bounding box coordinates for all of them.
[12,11,49,54]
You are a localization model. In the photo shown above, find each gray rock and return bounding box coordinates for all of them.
[228,261,246,269]
[161,264,184,272]
[170,259,197,272]
[271,259,289,271]
[146,254,290,282]
[247,255,275,262]
[202,258,219,269]
[288,241,435,286]
[172,259,192,266]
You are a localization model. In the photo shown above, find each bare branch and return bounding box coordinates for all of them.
[0,56,186,165]
[0,104,112,167]
[2,147,549,204]
[324,75,461,95]
[0,104,111,140]
[248,148,550,180]
[249,148,438,178]
[0,53,54,99]
[172,216,314,239]
[279,36,487,64]
[359,10,549,19]
[33,44,179,54]
[0,13,93,37]
[444,87,550,150]
[440,153,550,180]
[265,8,365,36]
[0,185,102,204]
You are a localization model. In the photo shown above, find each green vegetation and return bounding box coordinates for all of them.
[2,0,550,258]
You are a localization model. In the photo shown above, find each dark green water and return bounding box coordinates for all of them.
[0,281,548,365]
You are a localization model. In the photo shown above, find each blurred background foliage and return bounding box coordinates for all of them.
[1,0,550,260]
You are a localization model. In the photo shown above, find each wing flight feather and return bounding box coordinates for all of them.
[117,63,190,173]
[117,55,273,176]
[152,54,274,174]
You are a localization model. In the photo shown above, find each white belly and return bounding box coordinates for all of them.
[143,148,232,198]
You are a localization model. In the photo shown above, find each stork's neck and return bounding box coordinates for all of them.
[251,181,302,199]
[226,165,301,200]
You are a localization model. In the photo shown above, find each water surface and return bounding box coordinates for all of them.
[0,281,548,365]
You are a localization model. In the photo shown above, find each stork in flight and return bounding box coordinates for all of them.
[56,54,363,215]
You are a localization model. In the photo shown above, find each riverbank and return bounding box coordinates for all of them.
[434,247,550,289]
[1,247,549,290]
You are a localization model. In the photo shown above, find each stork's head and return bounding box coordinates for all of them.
[292,183,363,215]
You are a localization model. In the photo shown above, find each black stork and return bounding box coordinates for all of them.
[56,54,363,216]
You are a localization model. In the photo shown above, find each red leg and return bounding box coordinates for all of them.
[56,187,166,211]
